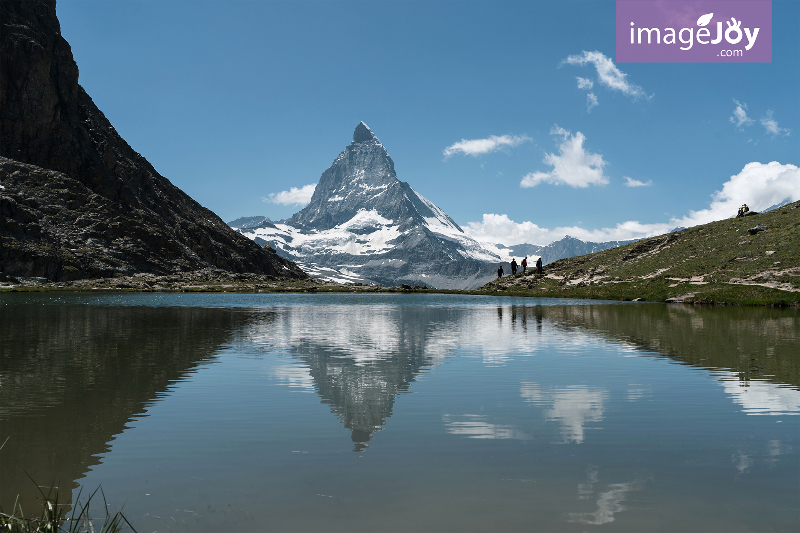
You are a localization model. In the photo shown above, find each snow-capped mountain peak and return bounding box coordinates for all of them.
[238,123,501,288]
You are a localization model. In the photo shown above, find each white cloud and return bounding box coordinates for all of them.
[730,101,790,137]
[443,134,531,158]
[576,75,599,111]
[730,99,754,129]
[760,110,791,137]
[624,176,652,187]
[520,125,608,188]
[465,161,799,246]
[586,92,599,112]
[263,184,316,206]
[463,213,672,247]
[562,51,648,100]
[672,162,799,226]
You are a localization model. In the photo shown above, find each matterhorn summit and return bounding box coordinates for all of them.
[234,122,500,289]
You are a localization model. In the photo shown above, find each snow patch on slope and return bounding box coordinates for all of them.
[242,209,403,258]
[411,188,501,262]
[295,262,375,285]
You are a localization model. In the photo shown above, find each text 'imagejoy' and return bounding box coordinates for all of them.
[617,0,772,62]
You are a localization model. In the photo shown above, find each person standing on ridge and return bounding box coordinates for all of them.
[521,257,527,274]
[536,257,543,275]
[497,264,504,278]
[511,258,518,275]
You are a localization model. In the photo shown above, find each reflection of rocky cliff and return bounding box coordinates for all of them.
[0,300,254,513]
[535,304,800,388]
[249,305,459,450]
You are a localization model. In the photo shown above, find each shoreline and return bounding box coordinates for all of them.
[2,271,799,308]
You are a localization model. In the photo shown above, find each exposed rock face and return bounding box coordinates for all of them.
[0,0,306,281]
[238,122,500,289]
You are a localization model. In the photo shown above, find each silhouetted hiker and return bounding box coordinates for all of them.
[511,258,518,275]
[521,257,527,273]
[536,257,543,274]
[497,265,504,278]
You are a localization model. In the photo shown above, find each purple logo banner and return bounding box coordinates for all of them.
[617,0,772,62]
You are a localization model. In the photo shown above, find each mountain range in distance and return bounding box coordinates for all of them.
[229,123,639,288]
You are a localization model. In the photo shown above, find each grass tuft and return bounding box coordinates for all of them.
[0,475,135,533]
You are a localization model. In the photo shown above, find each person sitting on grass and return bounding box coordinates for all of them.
[737,204,750,217]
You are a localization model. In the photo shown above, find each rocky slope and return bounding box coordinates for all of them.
[481,201,800,306]
[0,0,306,281]
[237,122,500,289]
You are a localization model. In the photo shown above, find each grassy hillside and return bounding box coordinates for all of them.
[479,201,800,306]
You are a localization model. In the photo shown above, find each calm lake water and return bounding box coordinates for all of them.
[1,293,798,532]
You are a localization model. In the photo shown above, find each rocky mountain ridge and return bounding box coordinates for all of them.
[0,0,306,281]
[493,236,637,265]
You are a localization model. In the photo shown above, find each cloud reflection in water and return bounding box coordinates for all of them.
[521,383,608,444]
[442,414,528,440]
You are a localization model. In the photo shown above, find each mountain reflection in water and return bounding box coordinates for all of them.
[1,294,797,531]
[0,299,254,513]
[238,301,799,451]
[240,305,461,450]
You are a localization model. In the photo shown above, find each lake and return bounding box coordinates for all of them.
[1,293,798,532]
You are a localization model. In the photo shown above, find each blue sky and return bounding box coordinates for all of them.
[57,0,799,245]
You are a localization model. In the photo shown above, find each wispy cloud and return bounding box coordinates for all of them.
[586,92,599,112]
[562,51,649,100]
[443,134,531,158]
[520,125,608,188]
[730,99,754,129]
[624,176,652,187]
[576,77,594,90]
[262,184,316,206]
[761,110,791,136]
[466,162,799,246]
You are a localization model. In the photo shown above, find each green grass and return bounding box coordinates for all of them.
[479,277,800,306]
[0,482,136,533]
[0,438,135,533]
[479,201,800,307]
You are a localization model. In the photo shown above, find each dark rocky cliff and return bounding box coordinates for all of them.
[0,0,307,280]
